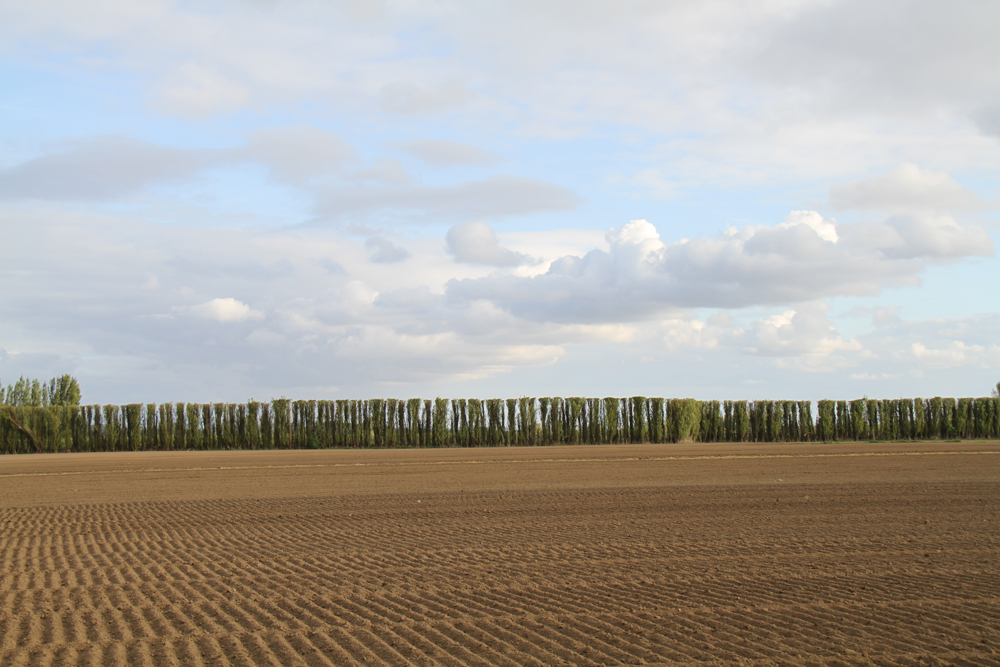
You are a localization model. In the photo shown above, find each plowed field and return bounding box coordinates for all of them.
[2,442,999,666]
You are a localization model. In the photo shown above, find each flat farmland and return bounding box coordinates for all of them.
[1,442,999,666]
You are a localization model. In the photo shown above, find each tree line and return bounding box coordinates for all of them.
[2,395,998,454]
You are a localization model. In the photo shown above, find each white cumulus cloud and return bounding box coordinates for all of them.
[776,211,839,243]
[190,298,264,323]
[738,302,861,358]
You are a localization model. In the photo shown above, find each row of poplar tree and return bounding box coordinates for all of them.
[2,394,999,454]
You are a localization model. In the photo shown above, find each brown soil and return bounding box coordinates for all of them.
[1,441,999,666]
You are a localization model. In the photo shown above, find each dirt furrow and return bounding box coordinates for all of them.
[1,444,998,665]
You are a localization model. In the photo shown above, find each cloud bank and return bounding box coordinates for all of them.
[0,132,576,226]
[830,164,986,212]
[447,214,994,323]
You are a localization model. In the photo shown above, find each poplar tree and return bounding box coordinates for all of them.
[48,375,82,406]
[432,398,449,447]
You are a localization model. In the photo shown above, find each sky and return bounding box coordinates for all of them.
[1,0,998,405]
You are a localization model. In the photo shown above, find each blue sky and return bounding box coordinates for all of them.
[1,0,998,404]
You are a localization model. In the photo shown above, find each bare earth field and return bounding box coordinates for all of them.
[1,442,999,666]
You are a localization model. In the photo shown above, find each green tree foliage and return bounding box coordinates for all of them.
[48,375,82,406]
[1,374,81,407]
[4,393,1000,454]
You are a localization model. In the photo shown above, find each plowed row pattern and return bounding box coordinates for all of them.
[2,483,999,665]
